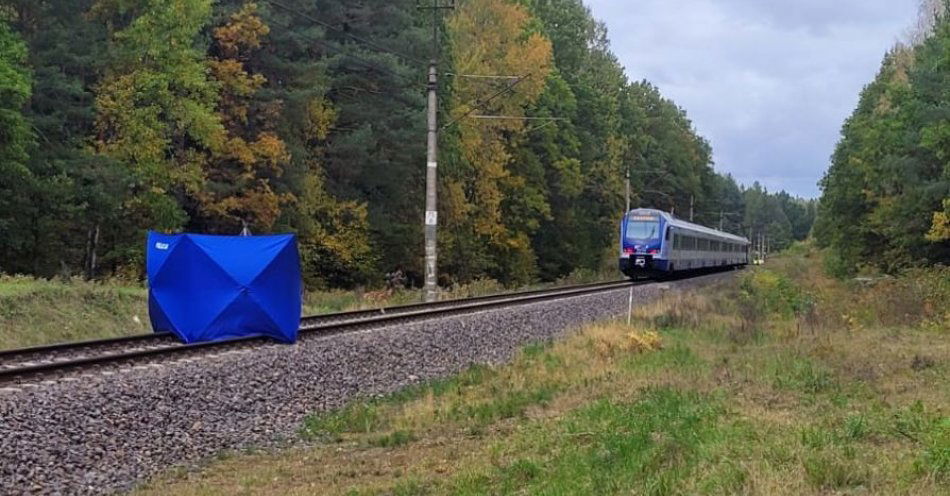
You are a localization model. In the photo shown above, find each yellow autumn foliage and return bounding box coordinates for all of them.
[447,0,553,244]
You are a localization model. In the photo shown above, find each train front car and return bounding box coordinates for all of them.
[619,209,670,279]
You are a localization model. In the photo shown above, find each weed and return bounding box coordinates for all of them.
[770,355,837,394]
[368,430,416,448]
[802,452,868,489]
[301,402,381,440]
[624,343,704,373]
[920,417,949,481]
[800,426,835,449]
[739,270,810,319]
[698,460,748,495]
[896,402,950,481]
[390,478,430,496]
[452,385,557,426]
[843,414,870,441]
[500,458,542,485]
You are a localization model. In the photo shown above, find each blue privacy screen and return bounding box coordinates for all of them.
[146,232,302,344]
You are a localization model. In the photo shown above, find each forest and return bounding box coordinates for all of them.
[0,0,814,288]
[816,0,950,275]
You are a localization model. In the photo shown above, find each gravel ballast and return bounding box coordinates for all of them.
[0,273,732,494]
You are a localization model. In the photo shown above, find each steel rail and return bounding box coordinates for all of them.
[0,280,627,362]
[0,332,175,360]
[0,280,636,383]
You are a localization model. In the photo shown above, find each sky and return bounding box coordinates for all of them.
[584,0,920,198]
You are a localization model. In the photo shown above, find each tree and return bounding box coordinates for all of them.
[0,17,36,274]
[818,23,950,273]
[93,0,224,236]
[445,0,554,284]
[193,3,292,234]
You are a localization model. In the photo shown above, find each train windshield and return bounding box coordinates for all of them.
[625,218,659,240]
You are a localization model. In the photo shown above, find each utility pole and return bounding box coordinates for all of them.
[420,0,454,303]
[424,62,439,302]
[625,168,631,213]
[719,211,724,231]
[689,195,694,222]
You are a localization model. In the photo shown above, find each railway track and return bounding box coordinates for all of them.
[0,280,637,385]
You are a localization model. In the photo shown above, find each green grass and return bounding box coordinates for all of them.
[450,387,726,496]
[449,384,558,427]
[134,249,950,496]
[0,275,150,349]
[768,354,838,394]
[367,430,417,448]
[301,402,383,440]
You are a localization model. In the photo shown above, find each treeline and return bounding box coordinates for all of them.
[0,0,811,288]
[816,0,950,275]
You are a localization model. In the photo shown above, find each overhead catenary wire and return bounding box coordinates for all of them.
[470,115,568,120]
[441,74,530,130]
[445,73,523,80]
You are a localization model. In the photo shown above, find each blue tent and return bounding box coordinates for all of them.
[146,232,302,344]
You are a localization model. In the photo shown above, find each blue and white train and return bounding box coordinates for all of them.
[619,208,750,279]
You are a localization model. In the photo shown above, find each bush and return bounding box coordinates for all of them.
[823,252,856,279]
[739,270,811,319]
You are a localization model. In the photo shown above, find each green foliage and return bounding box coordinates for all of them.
[94,0,222,234]
[3,0,815,287]
[818,20,950,272]
[0,19,32,167]
[0,18,37,273]
[739,270,812,318]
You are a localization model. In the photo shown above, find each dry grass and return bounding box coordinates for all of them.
[135,249,949,495]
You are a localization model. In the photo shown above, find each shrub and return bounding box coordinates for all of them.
[739,270,810,319]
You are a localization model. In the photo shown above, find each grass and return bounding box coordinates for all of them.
[128,248,947,494]
[0,274,151,349]
[0,269,616,350]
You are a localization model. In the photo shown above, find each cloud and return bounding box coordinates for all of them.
[584,0,918,197]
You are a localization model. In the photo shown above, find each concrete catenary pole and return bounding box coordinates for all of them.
[420,0,453,303]
[424,62,439,302]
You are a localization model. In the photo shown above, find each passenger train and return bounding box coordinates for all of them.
[619,208,750,279]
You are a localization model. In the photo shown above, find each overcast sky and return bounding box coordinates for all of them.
[584,0,919,198]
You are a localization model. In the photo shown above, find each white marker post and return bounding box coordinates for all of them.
[627,286,634,326]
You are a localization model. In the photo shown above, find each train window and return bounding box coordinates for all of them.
[625,217,659,240]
